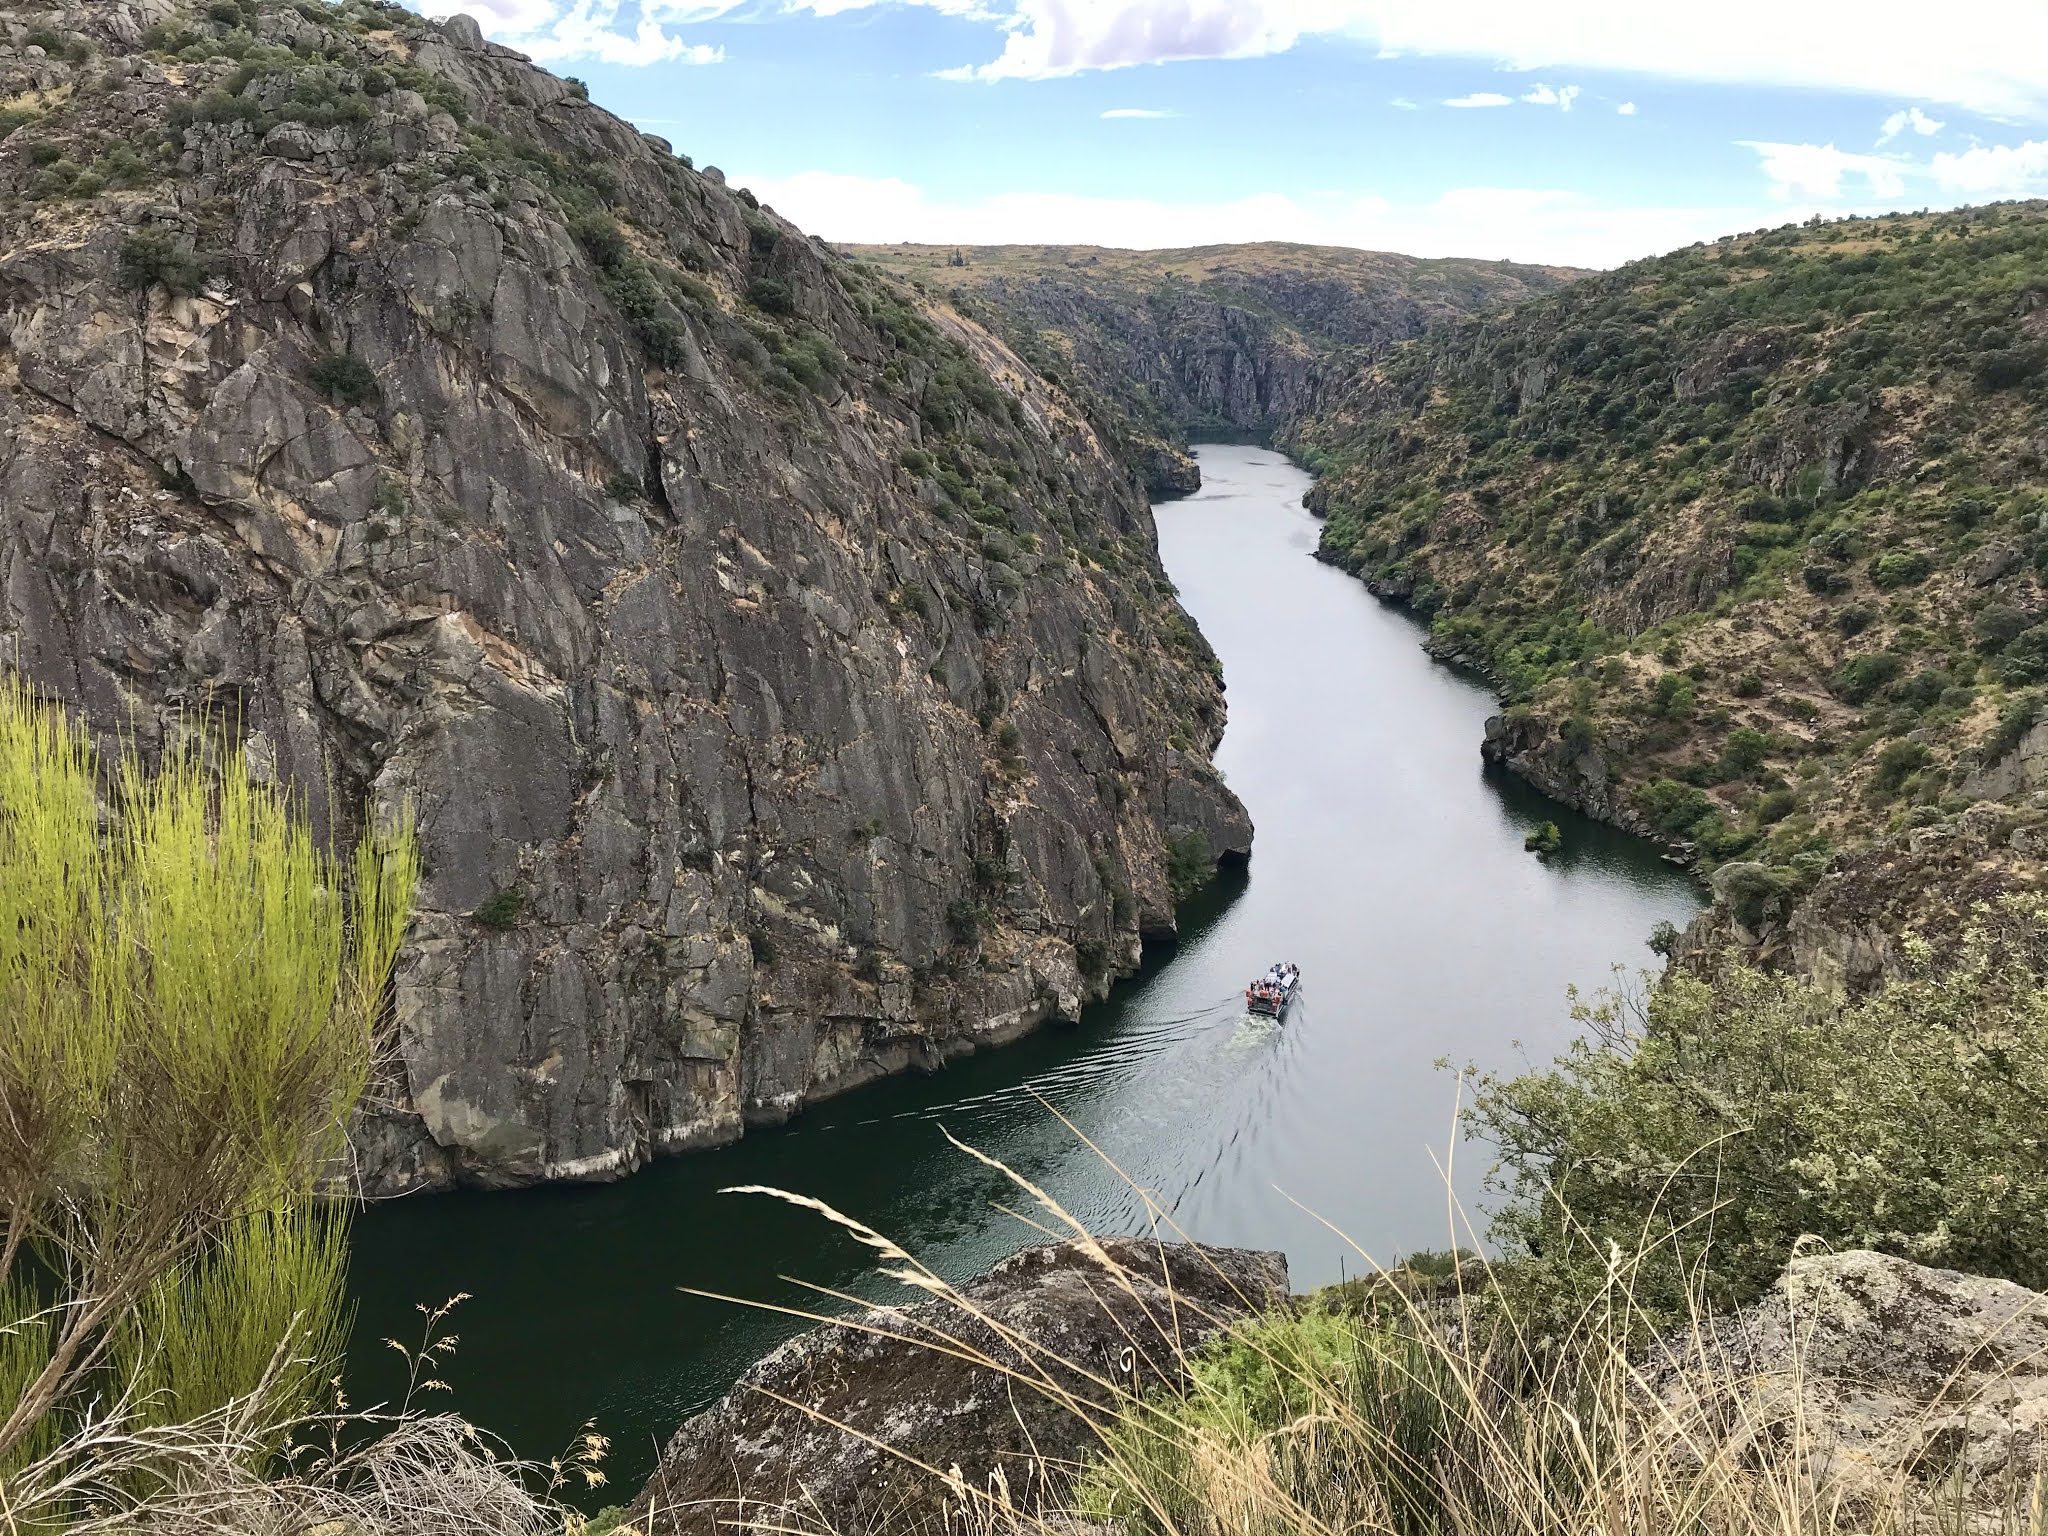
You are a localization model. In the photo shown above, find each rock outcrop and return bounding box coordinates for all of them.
[631,1238,1289,1535]
[0,0,1249,1191]
[1668,1250,2048,1517]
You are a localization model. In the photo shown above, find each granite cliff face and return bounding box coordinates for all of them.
[0,0,1249,1191]
[853,244,1580,497]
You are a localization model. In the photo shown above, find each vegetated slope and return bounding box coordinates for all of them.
[851,242,1581,496]
[0,0,1249,1191]
[1292,203,2048,957]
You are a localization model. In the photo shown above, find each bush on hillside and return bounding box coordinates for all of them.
[1467,896,2048,1338]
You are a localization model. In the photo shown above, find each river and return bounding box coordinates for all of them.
[345,444,1700,1492]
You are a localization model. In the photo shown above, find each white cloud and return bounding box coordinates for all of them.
[414,1,2048,113]
[1930,138,2048,195]
[734,167,1804,269]
[1740,133,2048,202]
[1445,92,1512,108]
[1617,101,1637,115]
[1742,140,1909,201]
[1521,82,1581,110]
[1390,96,1418,109]
[1877,105,1945,143]
[414,0,727,64]
[1100,107,1177,118]
[825,0,2048,119]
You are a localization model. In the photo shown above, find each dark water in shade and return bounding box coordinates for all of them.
[344,445,1701,1494]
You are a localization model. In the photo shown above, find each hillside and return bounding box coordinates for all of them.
[1291,203,2048,953]
[0,0,1249,1190]
[852,242,1580,495]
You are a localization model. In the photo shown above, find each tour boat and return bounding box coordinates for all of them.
[1245,962,1300,1017]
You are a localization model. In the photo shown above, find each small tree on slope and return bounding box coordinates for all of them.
[0,681,416,1498]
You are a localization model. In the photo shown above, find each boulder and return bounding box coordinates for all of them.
[631,1239,1289,1535]
[1668,1251,2048,1516]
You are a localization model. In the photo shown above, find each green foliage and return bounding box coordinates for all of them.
[1869,549,1931,589]
[1985,689,2044,758]
[0,682,417,1482]
[305,350,379,406]
[1871,738,1931,794]
[1635,777,1712,840]
[1166,830,1214,899]
[1469,897,2048,1338]
[112,1206,351,1446]
[1832,650,1902,704]
[1524,820,1562,855]
[473,888,524,928]
[117,230,207,295]
[744,275,795,316]
[1076,1304,1465,1536]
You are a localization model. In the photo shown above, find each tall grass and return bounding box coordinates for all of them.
[0,679,418,1513]
[658,1127,2048,1536]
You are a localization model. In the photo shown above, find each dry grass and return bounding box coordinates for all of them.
[0,1303,592,1536]
[643,1123,2048,1536]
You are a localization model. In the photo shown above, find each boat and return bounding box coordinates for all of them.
[1245,962,1300,1017]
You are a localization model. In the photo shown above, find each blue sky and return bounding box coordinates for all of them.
[407,1,2048,268]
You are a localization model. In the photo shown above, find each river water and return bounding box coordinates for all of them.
[345,445,1700,1491]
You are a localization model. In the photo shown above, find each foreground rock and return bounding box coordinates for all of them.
[0,2,1249,1190]
[1670,1250,2048,1512]
[631,1238,1288,1535]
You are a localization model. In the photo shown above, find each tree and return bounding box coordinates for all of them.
[0,682,416,1494]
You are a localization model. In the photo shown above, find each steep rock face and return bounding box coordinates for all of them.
[852,244,1580,498]
[0,0,1249,1191]
[631,1238,1290,1535]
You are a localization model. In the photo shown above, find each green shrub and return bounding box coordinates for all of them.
[1470,896,2048,1335]
[1976,604,2030,652]
[0,682,416,1482]
[745,276,795,315]
[1831,650,1902,703]
[1872,738,1931,794]
[945,897,984,942]
[473,888,524,928]
[1869,549,1931,589]
[305,350,379,406]
[117,230,207,295]
[1635,777,1712,839]
[1166,830,1214,898]
[569,211,629,272]
[2000,628,2048,684]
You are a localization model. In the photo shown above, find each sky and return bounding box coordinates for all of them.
[402,0,2048,269]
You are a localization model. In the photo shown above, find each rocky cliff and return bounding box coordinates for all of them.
[852,243,1579,497]
[0,0,1250,1191]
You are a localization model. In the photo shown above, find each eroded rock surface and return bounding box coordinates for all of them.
[631,1238,1289,1536]
[0,1,1249,1191]
[1667,1250,2048,1515]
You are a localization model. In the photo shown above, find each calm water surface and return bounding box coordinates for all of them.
[346,445,1700,1488]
